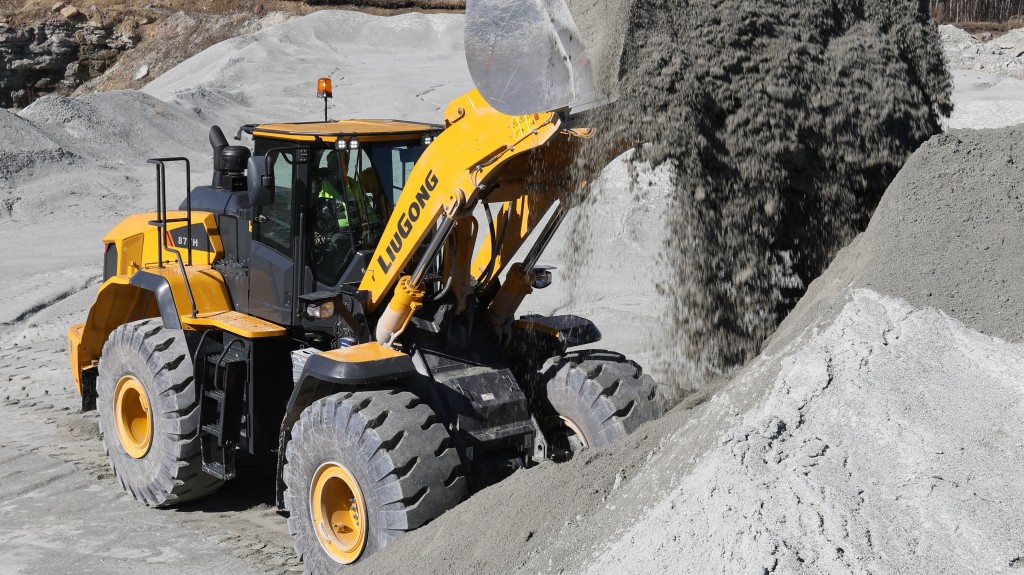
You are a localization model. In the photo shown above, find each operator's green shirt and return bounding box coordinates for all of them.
[319,178,356,229]
[319,177,379,229]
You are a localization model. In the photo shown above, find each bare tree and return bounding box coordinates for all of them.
[930,0,1024,22]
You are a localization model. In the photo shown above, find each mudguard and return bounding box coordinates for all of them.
[68,266,280,397]
[129,270,183,330]
[514,314,602,348]
[280,343,417,435]
[274,342,418,505]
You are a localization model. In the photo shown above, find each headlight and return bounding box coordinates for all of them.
[532,266,554,289]
[305,301,335,319]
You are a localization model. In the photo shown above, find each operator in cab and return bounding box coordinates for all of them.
[312,150,385,284]
[317,152,360,231]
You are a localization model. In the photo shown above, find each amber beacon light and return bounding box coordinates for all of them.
[317,77,333,99]
[317,77,333,121]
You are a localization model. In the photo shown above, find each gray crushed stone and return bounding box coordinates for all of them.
[940,24,1024,76]
[351,123,1024,575]
[0,108,73,183]
[583,0,952,390]
[586,288,1024,574]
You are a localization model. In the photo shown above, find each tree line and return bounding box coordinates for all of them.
[931,0,1024,22]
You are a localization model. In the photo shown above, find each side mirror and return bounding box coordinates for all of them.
[246,155,275,207]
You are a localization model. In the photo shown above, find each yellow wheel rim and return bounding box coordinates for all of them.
[113,375,152,459]
[310,462,367,565]
[560,416,590,449]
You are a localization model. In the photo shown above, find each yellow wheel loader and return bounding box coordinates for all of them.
[67,0,656,570]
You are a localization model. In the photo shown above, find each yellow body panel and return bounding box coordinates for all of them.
[143,264,233,316]
[103,211,223,274]
[252,119,437,144]
[145,265,289,338]
[67,324,86,393]
[319,342,407,363]
[68,265,283,392]
[182,311,286,338]
[68,275,160,392]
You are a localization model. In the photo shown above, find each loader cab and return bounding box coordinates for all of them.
[242,120,440,331]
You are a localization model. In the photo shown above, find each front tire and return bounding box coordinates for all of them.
[541,350,663,452]
[284,389,466,573]
[96,318,223,506]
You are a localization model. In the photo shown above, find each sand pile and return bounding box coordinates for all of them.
[142,10,472,129]
[574,0,952,390]
[586,289,1024,574]
[582,123,1024,574]
[0,108,72,187]
[354,124,1024,575]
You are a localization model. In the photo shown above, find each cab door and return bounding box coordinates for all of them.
[249,147,310,325]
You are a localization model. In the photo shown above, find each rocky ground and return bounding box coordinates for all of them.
[941,23,1024,75]
[0,0,463,109]
[940,24,1024,129]
[0,6,1023,575]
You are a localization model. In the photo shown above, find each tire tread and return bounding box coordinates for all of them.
[283,389,466,573]
[543,349,663,450]
[97,318,223,507]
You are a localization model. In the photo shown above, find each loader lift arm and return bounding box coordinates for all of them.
[359,89,594,344]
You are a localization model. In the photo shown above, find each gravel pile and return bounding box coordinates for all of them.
[0,108,72,186]
[20,90,208,161]
[353,123,1024,575]
[586,0,952,390]
[583,123,1024,574]
[940,24,1024,77]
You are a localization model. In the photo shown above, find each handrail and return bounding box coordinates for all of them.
[146,157,198,319]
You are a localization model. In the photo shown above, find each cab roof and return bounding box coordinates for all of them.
[243,119,442,144]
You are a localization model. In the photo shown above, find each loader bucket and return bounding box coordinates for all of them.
[464,0,632,116]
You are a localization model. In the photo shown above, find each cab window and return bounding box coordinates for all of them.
[257,150,295,255]
[367,144,427,207]
[309,148,388,286]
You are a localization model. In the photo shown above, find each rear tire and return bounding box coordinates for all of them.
[96,318,223,506]
[284,389,466,573]
[541,349,662,452]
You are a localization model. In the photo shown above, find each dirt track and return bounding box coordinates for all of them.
[13,209,330,569]
[0,265,301,574]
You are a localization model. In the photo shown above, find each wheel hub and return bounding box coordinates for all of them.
[310,462,367,564]
[113,375,152,459]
